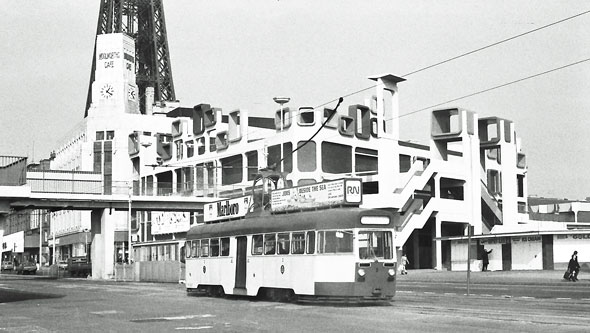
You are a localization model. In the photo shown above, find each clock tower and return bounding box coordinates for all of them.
[89,33,139,115]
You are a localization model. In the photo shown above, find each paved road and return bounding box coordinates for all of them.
[1,273,589,332]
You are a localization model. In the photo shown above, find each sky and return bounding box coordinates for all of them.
[0,1,589,200]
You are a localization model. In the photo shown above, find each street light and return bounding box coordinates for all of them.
[273,97,290,172]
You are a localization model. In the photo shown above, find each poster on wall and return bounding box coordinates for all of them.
[151,212,191,235]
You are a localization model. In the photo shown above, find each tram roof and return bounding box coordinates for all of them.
[187,207,395,239]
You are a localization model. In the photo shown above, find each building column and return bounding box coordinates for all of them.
[90,208,115,279]
[434,218,442,270]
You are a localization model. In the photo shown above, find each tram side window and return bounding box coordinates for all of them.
[210,238,220,257]
[185,241,192,258]
[191,240,200,258]
[264,234,276,255]
[252,235,263,255]
[221,237,230,256]
[292,232,306,254]
[318,230,353,253]
[306,231,316,254]
[277,233,290,255]
[201,239,209,257]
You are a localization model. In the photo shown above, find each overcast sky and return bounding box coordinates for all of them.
[1,1,589,200]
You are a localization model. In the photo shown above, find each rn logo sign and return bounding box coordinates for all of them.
[344,179,362,204]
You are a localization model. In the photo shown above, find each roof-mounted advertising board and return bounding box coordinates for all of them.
[271,178,362,213]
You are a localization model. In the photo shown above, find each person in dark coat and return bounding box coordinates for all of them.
[482,248,493,272]
[568,251,580,282]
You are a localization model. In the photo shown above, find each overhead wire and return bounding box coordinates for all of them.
[313,9,590,110]
[316,57,590,144]
[154,10,590,171]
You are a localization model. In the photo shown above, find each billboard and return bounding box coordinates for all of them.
[270,178,362,213]
[204,196,253,223]
[151,212,191,235]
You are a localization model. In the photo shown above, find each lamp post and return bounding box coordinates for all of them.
[83,228,89,260]
[273,97,290,172]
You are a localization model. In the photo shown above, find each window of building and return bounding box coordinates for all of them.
[322,142,351,174]
[186,140,194,158]
[96,131,105,141]
[440,177,465,200]
[297,141,316,172]
[252,235,263,255]
[246,151,258,181]
[221,154,243,185]
[517,175,524,197]
[355,147,377,175]
[277,233,290,255]
[487,170,501,194]
[318,230,353,253]
[197,137,206,155]
[399,154,411,173]
[175,140,183,160]
[106,131,115,140]
[268,143,293,172]
[209,137,216,152]
[292,232,305,254]
[264,234,276,255]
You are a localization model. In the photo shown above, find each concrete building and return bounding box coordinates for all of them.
[130,73,530,273]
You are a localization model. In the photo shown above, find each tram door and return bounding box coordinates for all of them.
[235,236,247,289]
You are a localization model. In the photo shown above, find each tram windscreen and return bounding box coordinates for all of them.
[358,231,393,260]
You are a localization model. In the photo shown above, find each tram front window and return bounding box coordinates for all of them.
[358,231,393,260]
[318,230,353,253]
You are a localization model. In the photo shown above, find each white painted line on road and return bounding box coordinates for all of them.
[423,292,435,294]
[90,310,119,315]
[582,298,590,301]
[519,296,535,299]
[480,294,493,297]
[176,326,213,330]
[397,291,413,294]
[444,293,456,295]
[556,298,571,300]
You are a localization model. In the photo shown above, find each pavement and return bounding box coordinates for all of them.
[5,266,586,286]
[400,269,588,286]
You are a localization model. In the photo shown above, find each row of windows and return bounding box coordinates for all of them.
[186,230,360,258]
[252,231,316,255]
[187,237,230,258]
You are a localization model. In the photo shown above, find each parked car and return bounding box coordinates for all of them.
[57,260,69,271]
[15,261,37,275]
[68,256,91,277]
[1,261,14,271]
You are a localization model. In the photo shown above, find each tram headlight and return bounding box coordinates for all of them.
[357,268,366,277]
[388,268,395,276]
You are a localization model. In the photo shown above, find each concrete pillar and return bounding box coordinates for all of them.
[90,208,115,279]
[435,219,442,270]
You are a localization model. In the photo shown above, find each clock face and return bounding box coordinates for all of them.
[127,86,136,100]
[100,83,114,99]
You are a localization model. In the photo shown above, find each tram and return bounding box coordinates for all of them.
[185,207,397,302]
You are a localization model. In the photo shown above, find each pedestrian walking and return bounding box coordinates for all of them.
[482,248,492,272]
[400,254,409,275]
[568,251,580,282]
